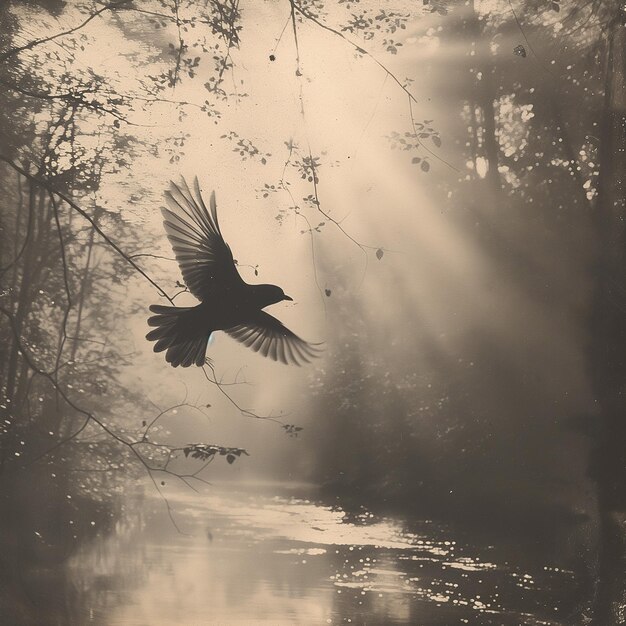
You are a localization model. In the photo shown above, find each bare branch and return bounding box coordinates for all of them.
[141,401,211,439]
[202,362,286,425]
[128,252,176,261]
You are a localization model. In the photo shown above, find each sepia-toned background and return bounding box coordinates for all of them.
[1,1,624,624]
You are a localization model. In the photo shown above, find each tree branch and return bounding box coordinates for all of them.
[291,0,458,172]
[0,157,174,304]
[202,363,286,425]
[0,0,132,61]
[291,1,417,105]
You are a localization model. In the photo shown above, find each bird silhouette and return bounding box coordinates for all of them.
[146,178,322,368]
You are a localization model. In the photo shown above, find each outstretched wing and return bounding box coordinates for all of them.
[224,311,323,366]
[162,177,244,301]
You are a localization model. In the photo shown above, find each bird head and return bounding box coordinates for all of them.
[257,284,293,307]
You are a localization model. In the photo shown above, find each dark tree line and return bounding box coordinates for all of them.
[305,2,626,623]
[0,5,255,618]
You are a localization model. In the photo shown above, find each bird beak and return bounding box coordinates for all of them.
[283,295,293,301]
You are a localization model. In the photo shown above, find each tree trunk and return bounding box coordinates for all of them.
[478,81,501,193]
[71,221,96,361]
[3,181,39,403]
[467,0,501,194]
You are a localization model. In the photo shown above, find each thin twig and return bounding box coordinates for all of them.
[142,402,211,439]
[202,363,285,424]
[291,0,458,172]
[277,143,326,313]
[288,1,383,269]
[291,1,416,104]
[408,96,458,172]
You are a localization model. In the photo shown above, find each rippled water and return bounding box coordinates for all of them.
[66,483,579,625]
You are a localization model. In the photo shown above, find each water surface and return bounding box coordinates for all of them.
[67,483,579,625]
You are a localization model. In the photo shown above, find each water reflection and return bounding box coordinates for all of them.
[65,483,579,625]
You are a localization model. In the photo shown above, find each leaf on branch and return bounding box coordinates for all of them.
[182,443,249,464]
[283,424,304,438]
[514,45,526,58]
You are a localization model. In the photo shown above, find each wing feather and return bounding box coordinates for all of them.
[224,311,322,366]
[275,338,286,365]
[162,177,243,301]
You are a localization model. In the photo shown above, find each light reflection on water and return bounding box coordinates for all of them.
[67,484,577,625]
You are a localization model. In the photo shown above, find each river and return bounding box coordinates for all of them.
[58,482,581,625]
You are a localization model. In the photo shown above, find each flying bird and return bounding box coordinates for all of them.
[146,178,322,368]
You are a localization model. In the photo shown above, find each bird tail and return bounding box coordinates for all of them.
[146,304,210,368]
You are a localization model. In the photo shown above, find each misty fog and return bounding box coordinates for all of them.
[1,1,624,625]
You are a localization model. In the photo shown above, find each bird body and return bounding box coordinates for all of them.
[147,178,321,367]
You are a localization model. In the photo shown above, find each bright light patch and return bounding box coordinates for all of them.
[475,157,489,179]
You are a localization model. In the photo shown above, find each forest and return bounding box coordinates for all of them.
[1,1,625,624]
